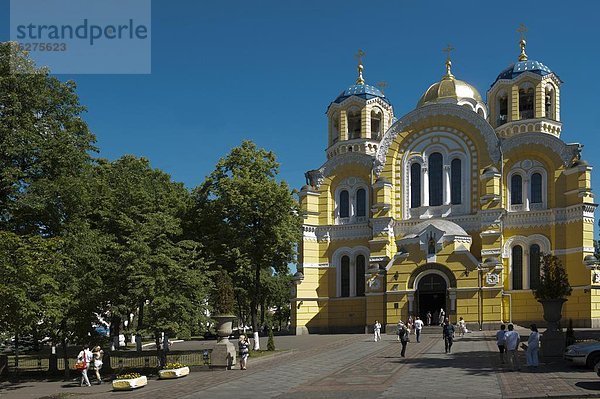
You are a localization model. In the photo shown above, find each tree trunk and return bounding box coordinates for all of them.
[111,315,121,350]
[260,301,265,328]
[252,264,260,350]
[62,335,69,380]
[14,332,19,369]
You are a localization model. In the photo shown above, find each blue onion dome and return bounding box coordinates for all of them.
[492,60,554,86]
[333,84,391,105]
[492,34,560,86]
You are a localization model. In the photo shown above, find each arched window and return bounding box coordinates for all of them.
[370,110,381,140]
[498,95,508,126]
[356,255,365,297]
[331,115,340,144]
[348,110,361,140]
[531,173,542,204]
[451,158,461,205]
[410,163,421,208]
[356,188,366,217]
[512,245,523,290]
[519,87,534,119]
[341,255,350,297]
[339,190,350,218]
[511,174,523,205]
[545,86,555,120]
[529,244,541,290]
[428,152,443,206]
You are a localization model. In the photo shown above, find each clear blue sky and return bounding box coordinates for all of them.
[2,0,599,196]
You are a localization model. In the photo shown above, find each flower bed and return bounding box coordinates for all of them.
[158,362,189,379]
[112,373,148,391]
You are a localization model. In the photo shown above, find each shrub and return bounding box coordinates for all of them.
[533,254,573,300]
[210,270,235,315]
[267,326,275,351]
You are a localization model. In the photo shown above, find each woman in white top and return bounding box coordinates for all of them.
[77,345,93,387]
[92,346,104,384]
[526,324,540,367]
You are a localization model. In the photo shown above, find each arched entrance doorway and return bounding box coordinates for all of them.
[416,273,447,324]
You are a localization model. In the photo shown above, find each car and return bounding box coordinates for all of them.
[564,341,600,368]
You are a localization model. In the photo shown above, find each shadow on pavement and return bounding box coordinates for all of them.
[575,381,600,391]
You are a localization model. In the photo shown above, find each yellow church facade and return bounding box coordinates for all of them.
[291,38,598,334]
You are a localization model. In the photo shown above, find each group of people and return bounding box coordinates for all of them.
[495,323,539,371]
[425,308,447,326]
[76,345,104,387]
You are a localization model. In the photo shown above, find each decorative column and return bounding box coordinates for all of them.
[443,164,451,205]
[422,166,429,206]
[524,177,530,211]
[350,257,356,297]
[407,292,415,313]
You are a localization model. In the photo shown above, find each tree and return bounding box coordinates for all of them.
[190,141,302,349]
[533,253,573,300]
[85,156,210,349]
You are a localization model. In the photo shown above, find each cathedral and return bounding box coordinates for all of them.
[291,35,598,334]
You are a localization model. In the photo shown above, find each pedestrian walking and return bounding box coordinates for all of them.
[426,311,432,326]
[438,308,446,326]
[414,316,424,343]
[525,324,540,368]
[505,324,521,371]
[407,314,414,334]
[238,334,250,370]
[442,317,455,353]
[91,346,104,384]
[76,344,93,387]
[373,320,382,342]
[496,324,507,364]
[457,317,467,337]
[398,320,409,357]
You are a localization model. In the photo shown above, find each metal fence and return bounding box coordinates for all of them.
[2,349,213,374]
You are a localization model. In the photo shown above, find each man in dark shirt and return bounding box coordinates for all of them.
[442,317,455,354]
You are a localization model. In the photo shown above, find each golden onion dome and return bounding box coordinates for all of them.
[417,59,483,108]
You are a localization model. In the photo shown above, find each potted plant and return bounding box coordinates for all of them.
[533,253,572,357]
[533,253,572,331]
[158,362,190,379]
[112,372,148,391]
[209,270,237,369]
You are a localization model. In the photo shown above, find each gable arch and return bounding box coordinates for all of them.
[408,263,457,290]
[374,103,501,176]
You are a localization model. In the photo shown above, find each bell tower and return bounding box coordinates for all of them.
[488,25,563,138]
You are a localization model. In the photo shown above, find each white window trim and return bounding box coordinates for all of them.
[334,178,369,225]
[507,161,548,212]
[504,234,551,290]
[333,246,370,298]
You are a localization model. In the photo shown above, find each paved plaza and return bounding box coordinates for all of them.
[3,330,600,399]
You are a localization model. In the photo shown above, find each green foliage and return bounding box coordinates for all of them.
[533,254,573,300]
[267,326,275,351]
[190,141,303,330]
[211,270,235,315]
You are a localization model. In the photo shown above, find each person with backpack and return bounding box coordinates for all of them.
[398,320,409,357]
[442,317,455,354]
[76,344,93,387]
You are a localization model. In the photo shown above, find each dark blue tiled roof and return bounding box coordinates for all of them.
[492,60,557,86]
[333,84,391,105]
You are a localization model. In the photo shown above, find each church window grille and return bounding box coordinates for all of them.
[512,245,523,290]
[519,87,534,119]
[341,255,350,297]
[339,190,350,218]
[531,173,542,204]
[410,163,421,208]
[356,255,365,297]
[511,174,523,205]
[529,244,541,290]
[451,158,461,205]
[356,188,366,217]
[428,152,443,206]
[348,110,361,140]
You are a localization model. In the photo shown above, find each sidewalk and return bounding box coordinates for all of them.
[1,332,600,398]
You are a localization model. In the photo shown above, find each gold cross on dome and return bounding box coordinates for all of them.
[517,23,527,40]
[442,44,454,61]
[355,49,365,64]
[376,81,388,93]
